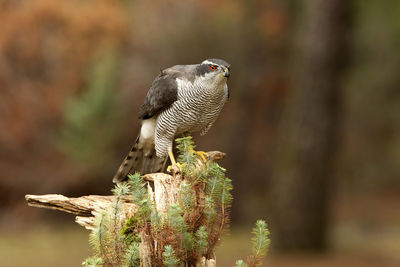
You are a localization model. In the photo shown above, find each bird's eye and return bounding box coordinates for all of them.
[209,65,217,71]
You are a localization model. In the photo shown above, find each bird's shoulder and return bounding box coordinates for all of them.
[137,66,187,120]
[138,64,200,120]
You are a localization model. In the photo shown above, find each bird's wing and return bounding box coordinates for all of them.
[138,67,182,120]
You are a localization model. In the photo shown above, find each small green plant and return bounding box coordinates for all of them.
[162,245,180,267]
[235,220,271,267]
[82,256,103,267]
[83,136,270,266]
[86,182,134,266]
[234,260,246,267]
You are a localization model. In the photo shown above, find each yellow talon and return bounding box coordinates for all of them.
[194,150,209,162]
[167,162,183,173]
[165,149,208,174]
[167,149,182,174]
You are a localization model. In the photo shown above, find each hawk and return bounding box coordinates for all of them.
[113,58,230,183]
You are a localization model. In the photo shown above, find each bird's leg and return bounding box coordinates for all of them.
[168,149,177,166]
[167,148,181,174]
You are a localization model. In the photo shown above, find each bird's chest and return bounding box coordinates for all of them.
[174,84,227,131]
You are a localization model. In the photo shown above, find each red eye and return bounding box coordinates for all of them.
[209,65,216,71]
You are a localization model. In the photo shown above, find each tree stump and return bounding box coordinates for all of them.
[25,151,225,266]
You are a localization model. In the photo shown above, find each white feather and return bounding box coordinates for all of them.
[140,118,156,139]
[201,60,215,65]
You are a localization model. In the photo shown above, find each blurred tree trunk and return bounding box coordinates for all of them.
[268,0,351,251]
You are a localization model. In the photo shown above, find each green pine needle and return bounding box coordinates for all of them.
[178,181,195,211]
[112,182,130,196]
[205,163,233,207]
[127,172,152,224]
[182,232,194,251]
[123,242,140,267]
[206,174,221,201]
[219,177,233,205]
[82,256,103,267]
[162,245,180,267]
[234,221,271,267]
[251,220,270,258]
[89,212,108,256]
[234,260,246,267]
[128,173,147,203]
[167,204,187,233]
[176,136,195,154]
[195,226,208,255]
[175,136,197,175]
[203,196,216,223]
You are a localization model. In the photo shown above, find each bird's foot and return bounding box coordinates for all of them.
[194,150,209,162]
[167,162,182,175]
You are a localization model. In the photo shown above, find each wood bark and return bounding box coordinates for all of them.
[269,0,351,251]
[25,194,137,230]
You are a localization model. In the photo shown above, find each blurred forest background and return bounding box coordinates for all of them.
[1,0,400,266]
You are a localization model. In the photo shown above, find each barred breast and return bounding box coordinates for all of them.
[154,77,228,157]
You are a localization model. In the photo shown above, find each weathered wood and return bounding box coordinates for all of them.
[204,150,226,161]
[75,216,96,230]
[25,194,137,230]
[152,172,182,216]
[25,194,133,215]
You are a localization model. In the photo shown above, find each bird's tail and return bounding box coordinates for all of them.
[112,135,167,183]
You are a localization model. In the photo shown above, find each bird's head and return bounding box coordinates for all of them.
[195,58,230,84]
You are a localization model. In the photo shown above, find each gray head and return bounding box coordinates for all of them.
[195,58,230,80]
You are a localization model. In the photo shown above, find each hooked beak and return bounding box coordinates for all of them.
[223,68,230,78]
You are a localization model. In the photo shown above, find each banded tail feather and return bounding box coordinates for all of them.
[112,134,167,183]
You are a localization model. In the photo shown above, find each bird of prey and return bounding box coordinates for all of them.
[113,58,230,183]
